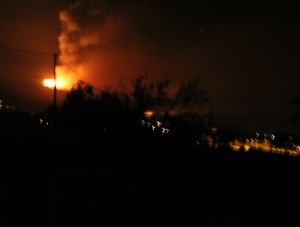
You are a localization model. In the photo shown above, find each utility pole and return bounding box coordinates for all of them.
[53,53,57,127]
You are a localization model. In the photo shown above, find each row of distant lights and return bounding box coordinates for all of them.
[196,128,300,157]
[228,133,300,157]
[255,132,293,142]
[39,118,49,126]
[141,119,170,135]
[39,117,171,136]
[0,99,15,111]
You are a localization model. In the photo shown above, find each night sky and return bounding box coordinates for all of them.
[0,0,300,135]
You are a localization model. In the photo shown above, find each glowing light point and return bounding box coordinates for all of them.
[256,132,260,138]
[271,134,276,140]
[43,78,64,89]
[156,121,162,127]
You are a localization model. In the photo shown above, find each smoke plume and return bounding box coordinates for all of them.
[57,0,205,91]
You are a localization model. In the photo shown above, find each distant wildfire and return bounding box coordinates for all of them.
[56,0,139,90]
[55,0,199,92]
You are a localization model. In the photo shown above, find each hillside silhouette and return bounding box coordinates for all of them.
[1,76,300,226]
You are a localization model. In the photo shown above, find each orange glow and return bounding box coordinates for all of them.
[42,65,77,90]
[43,78,61,89]
[144,111,154,118]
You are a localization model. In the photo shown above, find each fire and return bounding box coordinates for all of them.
[43,66,77,90]
[43,78,64,89]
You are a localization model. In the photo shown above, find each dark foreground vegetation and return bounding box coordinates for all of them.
[1,78,300,226]
[1,111,300,227]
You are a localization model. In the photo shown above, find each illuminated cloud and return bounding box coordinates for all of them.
[56,0,206,90]
[1,0,298,134]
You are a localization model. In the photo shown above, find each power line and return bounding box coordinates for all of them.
[0,43,53,56]
[0,43,83,80]
[0,43,100,92]
[60,59,87,82]
[60,59,100,92]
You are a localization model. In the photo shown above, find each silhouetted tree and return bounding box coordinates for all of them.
[62,80,94,113]
[95,89,136,134]
[59,80,139,136]
[130,73,209,141]
[291,97,300,129]
[131,73,156,115]
[171,75,208,113]
[60,80,97,132]
[54,73,209,143]
[131,73,208,115]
